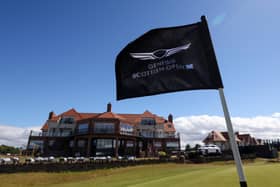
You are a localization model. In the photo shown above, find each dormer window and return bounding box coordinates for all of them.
[60,117,75,124]
[141,118,156,125]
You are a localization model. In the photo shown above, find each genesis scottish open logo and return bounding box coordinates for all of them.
[129,42,194,80]
[130,42,191,60]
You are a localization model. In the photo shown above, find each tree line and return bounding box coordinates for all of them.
[0,144,20,154]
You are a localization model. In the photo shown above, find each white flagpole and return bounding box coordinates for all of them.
[219,88,247,187]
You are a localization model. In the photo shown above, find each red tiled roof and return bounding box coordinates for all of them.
[164,122,176,132]
[40,108,175,133]
[238,134,251,142]
[95,112,125,120]
[142,110,154,117]
[203,131,227,143]
[41,122,48,131]
[238,134,260,145]
[118,111,166,124]
[79,113,99,119]
[221,132,241,142]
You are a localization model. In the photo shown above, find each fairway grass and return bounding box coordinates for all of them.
[0,161,279,187]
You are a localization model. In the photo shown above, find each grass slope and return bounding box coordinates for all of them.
[0,162,279,187]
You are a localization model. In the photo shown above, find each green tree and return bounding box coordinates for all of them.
[185,144,191,151]
[0,144,20,154]
[194,144,201,150]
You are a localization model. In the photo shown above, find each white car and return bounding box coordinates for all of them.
[35,157,44,163]
[2,158,13,164]
[67,157,75,163]
[126,156,136,161]
[59,157,68,163]
[11,157,20,164]
[47,156,56,163]
[92,156,107,161]
[75,157,85,162]
[198,144,221,155]
[25,158,35,164]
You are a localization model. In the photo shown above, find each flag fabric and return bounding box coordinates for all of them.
[115,16,223,100]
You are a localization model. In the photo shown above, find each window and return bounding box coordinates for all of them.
[96,139,114,149]
[154,142,162,148]
[77,140,86,147]
[166,142,179,148]
[60,128,72,136]
[50,128,56,136]
[141,131,153,137]
[168,124,172,128]
[69,140,74,148]
[29,140,44,149]
[141,118,156,125]
[78,123,89,134]
[120,123,134,135]
[94,122,115,134]
[48,140,55,147]
[60,117,75,124]
[126,141,134,147]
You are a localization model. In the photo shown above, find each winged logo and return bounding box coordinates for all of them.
[130,42,191,60]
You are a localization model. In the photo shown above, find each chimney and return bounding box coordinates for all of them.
[168,114,173,123]
[48,111,54,120]
[107,102,112,112]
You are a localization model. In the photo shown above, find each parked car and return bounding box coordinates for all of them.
[106,156,112,161]
[67,157,75,163]
[42,157,49,162]
[25,157,35,164]
[48,156,56,163]
[35,157,44,163]
[59,157,68,163]
[2,158,13,164]
[91,155,112,161]
[125,156,135,161]
[118,155,135,161]
[75,157,85,163]
[11,157,20,164]
[198,144,221,155]
[92,156,107,161]
[95,156,107,161]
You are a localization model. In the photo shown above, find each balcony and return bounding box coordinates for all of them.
[137,132,180,139]
[29,130,43,137]
[120,130,134,136]
[29,130,73,137]
[75,128,89,135]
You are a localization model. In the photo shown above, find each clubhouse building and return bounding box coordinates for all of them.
[27,103,180,157]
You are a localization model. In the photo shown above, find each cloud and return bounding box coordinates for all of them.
[174,113,280,148]
[2,113,280,149]
[212,13,227,26]
[272,112,280,118]
[0,125,41,147]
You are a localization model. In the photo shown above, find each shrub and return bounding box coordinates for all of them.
[158,151,167,157]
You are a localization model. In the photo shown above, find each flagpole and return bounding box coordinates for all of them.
[219,88,247,187]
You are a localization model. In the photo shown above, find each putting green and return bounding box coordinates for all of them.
[1,161,279,187]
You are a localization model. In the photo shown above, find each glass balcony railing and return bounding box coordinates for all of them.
[120,131,134,136]
[29,130,73,137]
[75,129,89,135]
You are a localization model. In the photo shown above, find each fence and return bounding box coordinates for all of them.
[263,139,280,151]
[0,159,181,173]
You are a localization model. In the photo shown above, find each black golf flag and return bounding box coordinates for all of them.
[116,16,223,100]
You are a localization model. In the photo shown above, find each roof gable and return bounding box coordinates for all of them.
[203,131,227,143]
[40,108,175,133]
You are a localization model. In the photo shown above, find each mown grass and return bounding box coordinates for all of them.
[0,161,279,187]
